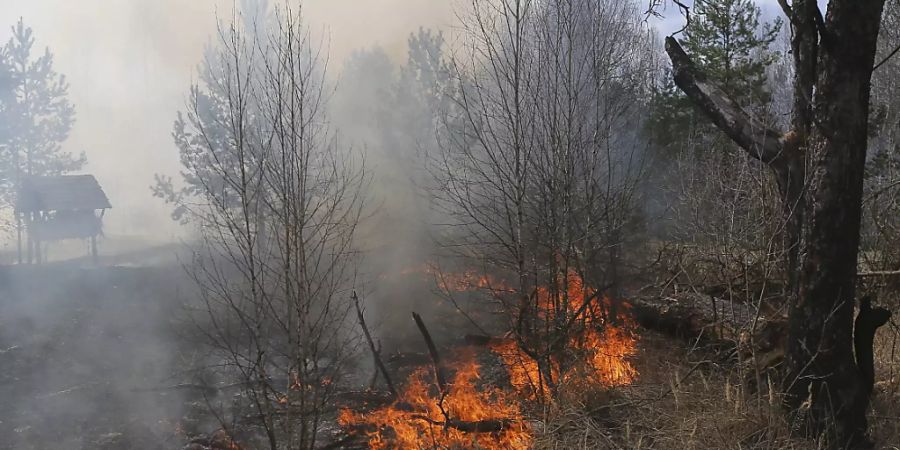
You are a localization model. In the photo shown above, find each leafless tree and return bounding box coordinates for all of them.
[157,5,366,449]
[432,0,655,398]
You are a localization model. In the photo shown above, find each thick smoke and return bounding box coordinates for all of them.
[0,0,455,245]
[0,0,458,447]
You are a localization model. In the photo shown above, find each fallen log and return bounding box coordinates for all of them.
[628,292,786,354]
[630,293,790,390]
[410,415,516,433]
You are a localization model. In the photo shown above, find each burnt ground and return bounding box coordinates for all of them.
[0,241,507,450]
[0,262,205,450]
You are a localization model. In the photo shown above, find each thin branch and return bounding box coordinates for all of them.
[412,312,451,425]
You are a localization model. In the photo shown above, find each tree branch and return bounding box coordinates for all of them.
[412,312,448,394]
[664,37,786,164]
[353,291,398,400]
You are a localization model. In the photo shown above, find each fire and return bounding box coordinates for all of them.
[389,263,512,292]
[487,337,557,401]
[490,270,638,399]
[339,348,531,449]
[342,268,637,448]
[432,269,510,293]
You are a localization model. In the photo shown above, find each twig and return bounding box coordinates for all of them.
[874,41,900,71]
[353,291,398,399]
[0,345,19,354]
[131,383,221,396]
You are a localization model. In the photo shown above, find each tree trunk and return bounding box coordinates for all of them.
[663,1,892,446]
[783,4,887,446]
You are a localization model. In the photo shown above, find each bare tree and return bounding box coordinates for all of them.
[157,5,366,449]
[433,0,655,398]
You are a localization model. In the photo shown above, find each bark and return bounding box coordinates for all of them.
[663,1,891,446]
[783,3,887,446]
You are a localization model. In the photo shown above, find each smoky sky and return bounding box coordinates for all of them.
[0,0,787,245]
[0,0,453,242]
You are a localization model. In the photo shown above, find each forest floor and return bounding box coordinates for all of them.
[0,248,897,449]
[0,256,206,449]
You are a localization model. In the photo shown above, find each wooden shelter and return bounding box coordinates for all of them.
[15,175,112,264]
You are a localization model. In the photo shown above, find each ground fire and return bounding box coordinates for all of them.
[339,268,639,448]
[339,348,531,449]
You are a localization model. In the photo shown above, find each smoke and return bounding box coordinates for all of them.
[0,0,691,446]
[0,0,455,243]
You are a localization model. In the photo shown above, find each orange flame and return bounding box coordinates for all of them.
[490,270,638,399]
[389,263,512,292]
[344,268,638,447]
[339,349,531,449]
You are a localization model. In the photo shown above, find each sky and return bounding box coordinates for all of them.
[0,0,454,241]
[0,0,788,242]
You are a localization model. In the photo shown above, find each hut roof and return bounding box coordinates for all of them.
[16,175,112,213]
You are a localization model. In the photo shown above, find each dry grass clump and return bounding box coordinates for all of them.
[533,329,900,450]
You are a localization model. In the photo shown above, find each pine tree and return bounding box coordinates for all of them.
[647,0,780,150]
[0,18,83,201]
[682,0,781,107]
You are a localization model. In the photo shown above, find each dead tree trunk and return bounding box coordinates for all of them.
[663,1,892,447]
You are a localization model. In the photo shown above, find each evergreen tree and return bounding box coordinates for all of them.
[0,18,83,202]
[682,0,781,107]
[647,0,780,150]
[0,48,13,159]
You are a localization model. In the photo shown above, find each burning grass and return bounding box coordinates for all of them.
[338,348,531,449]
[340,268,641,448]
[490,270,639,400]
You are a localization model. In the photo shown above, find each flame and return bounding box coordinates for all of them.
[490,270,638,399]
[343,268,637,447]
[388,263,512,292]
[339,348,531,449]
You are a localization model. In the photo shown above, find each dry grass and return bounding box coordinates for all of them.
[532,328,900,450]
